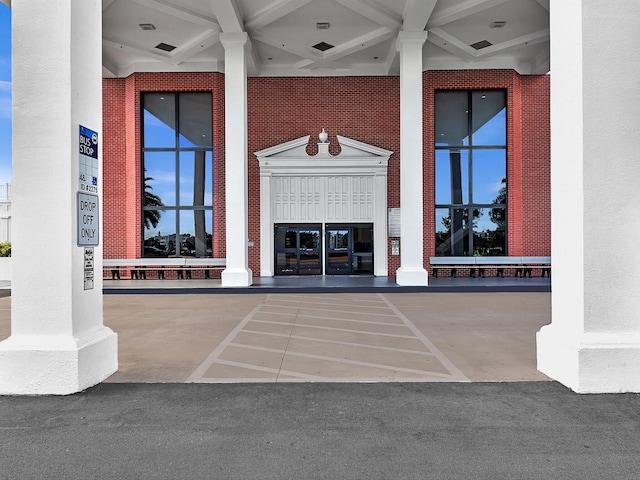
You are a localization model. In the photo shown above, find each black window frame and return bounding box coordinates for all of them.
[434,89,507,257]
[141,92,214,258]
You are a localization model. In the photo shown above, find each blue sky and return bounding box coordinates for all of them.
[0,4,10,184]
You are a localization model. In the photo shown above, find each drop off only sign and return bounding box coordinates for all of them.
[77,192,99,246]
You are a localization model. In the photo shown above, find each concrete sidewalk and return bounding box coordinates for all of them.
[1,291,551,383]
[1,382,639,479]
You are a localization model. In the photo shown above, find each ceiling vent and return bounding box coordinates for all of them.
[316,22,330,29]
[155,42,177,52]
[312,41,334,52]
[490,21,506,28]
[470,40,493,50]
[139,23,156,30]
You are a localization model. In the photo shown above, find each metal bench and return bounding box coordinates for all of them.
[103,258,226,280]
[430,256,551,278]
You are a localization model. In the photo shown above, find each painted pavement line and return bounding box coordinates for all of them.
[228,342,453,378]
[272,293,386,303]
[248,318,419,339]
[202,358,327,381]
[267,297,393,309]
[378,293,470,382]
[241,329,438,356]
[260,304,398,317]
[185,296,273,383]
[253,310,407,327]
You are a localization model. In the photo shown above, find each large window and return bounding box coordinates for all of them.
[435,90,507,256]
[142,92,213,258]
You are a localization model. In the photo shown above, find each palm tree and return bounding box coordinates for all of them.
[143,176,164,229]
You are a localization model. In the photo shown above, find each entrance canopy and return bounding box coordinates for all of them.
[100,0,550,78]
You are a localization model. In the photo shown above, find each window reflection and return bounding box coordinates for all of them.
[179,210,212,257]
[434,90,507,256]
[179,93,213,148]
[472,91,506,145]
[143,210,175,257]
[179,151,213,206]
[142,92,214,258]
[143,94,176,148]
[472,150,506,204]
[435,149,469,205]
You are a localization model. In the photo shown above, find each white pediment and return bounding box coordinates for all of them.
[255,133,393,172]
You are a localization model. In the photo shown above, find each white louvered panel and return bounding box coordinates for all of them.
[352,176,374,220]
[299,177,322,221]
[326,176,351,220]
[273,177,298,222]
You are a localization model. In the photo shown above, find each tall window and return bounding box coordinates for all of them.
[142,92,213,258]
[434,90,507,256]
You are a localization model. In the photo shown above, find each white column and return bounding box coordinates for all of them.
[537,0,640,393]
[220,33,252,287]
[395,31,429,286]
[0,0,117,395]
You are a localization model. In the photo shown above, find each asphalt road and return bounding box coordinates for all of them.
[1,382,639,479]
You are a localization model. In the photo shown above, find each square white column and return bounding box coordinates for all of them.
[537,0,640,393]
[220,33,252,287]
[395,31,429,286]
[0,0,117,395]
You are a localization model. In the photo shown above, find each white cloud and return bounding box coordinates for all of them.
[0,80,9,91]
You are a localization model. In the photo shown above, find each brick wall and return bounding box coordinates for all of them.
[102,73,225,262]
[102,70,550,275]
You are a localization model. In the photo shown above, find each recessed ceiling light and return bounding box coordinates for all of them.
[139,23,156,31]
[316,22,330,30]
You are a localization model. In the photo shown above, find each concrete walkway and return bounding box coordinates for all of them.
[0,291,550,382]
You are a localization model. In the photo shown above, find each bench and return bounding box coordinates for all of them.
[103,258,226,280]
[430,256,551,278]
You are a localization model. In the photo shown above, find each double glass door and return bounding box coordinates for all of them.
[274,225,322,275]
[275,224,374,276]
[326,224,373,275]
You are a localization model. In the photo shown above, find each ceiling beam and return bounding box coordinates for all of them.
[207,0,244,32]
[427,27,476,61]
[296,26,396,70]
[402,0,438,31]
[168,29,220,65]
[334,0,402,30]
[245,0,313,30]
[428,0,511,28]
[475,28,549,58]
[103,34,175,62]
[130,0,219,29]
[535,0,550,11]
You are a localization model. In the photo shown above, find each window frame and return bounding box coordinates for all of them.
[434,89,507,257]
[141,92,214,258]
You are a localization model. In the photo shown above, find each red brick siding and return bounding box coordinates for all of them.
[424,70,551,267]
[102,73,226,266]
[247,77,401,273]
[102,70,550,275]
[521,75,551,255]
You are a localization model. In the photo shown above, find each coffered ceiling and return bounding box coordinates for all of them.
[101,0,549,78]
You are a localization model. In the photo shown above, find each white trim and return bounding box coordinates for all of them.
[256,134,391,277]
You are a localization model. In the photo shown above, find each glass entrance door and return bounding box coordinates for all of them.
[326,224,374,275]
[274,225,322,275]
